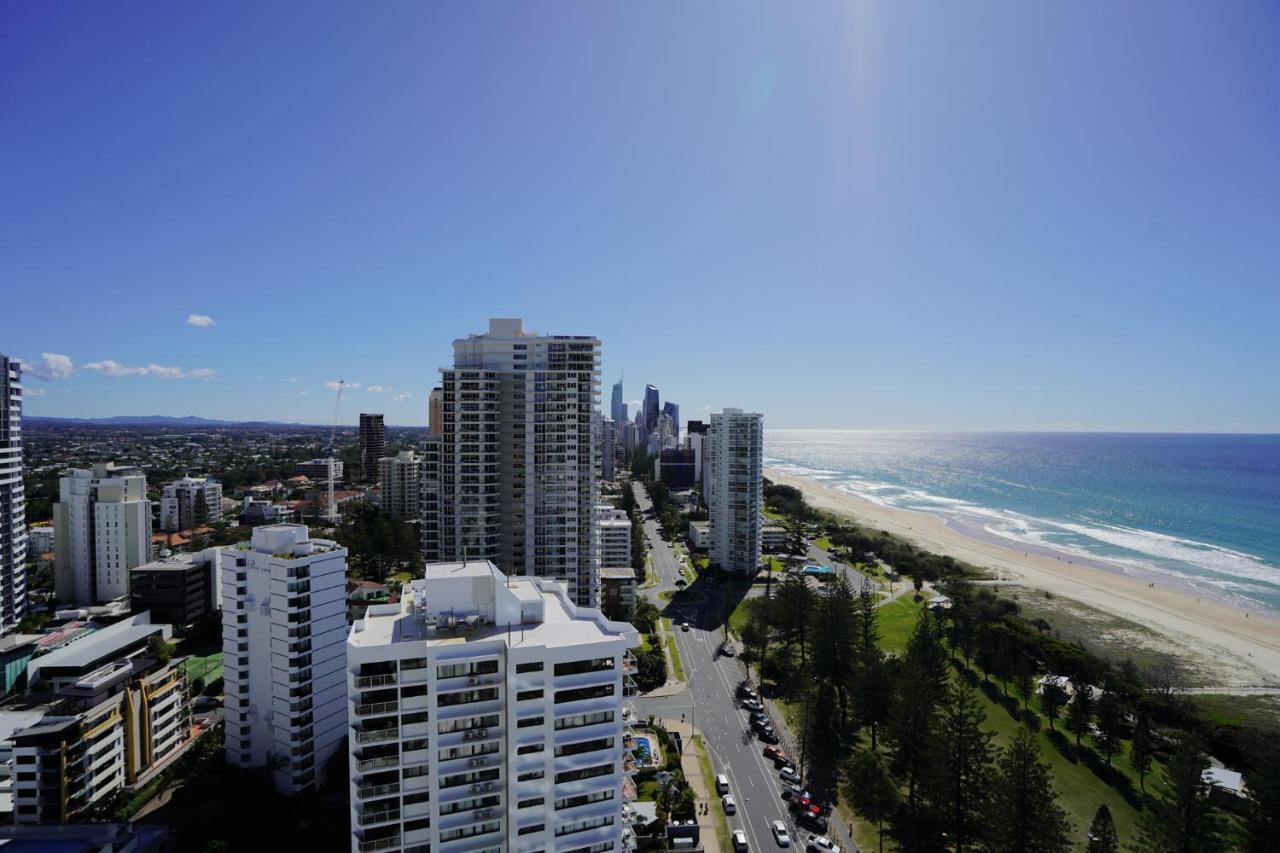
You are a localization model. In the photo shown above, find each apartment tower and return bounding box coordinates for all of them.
[0,355,26,632]
[346,560,639,853]
[361,414,387,484]
[426,319,601,607]
[160,475,223,532]
[53,463,152,604]
[706,409,764,575]
[221,524,348,794]
[379,450,423,521]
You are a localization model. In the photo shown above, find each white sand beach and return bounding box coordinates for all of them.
[767,468,1280,687]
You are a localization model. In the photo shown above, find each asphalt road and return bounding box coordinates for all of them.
[630,482,842,853]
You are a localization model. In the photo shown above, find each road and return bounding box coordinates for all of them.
[631,482,852,853]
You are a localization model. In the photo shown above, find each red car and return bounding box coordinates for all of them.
[763,745,789,766]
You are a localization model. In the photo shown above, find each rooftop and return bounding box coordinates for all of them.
[27,615,168,682]
[599,566,637,581]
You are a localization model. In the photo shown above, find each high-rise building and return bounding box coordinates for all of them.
[53,463,151,605]
[0,355,27,632]
[661,401,680,443]
[221,524,347,795]
[707,409,764,575]
[419,435,442,564]
[642,385,660,435]
[597,416,616,482]
[685,420,709,485]
[346,560,639,853]
[360,414,387,484]
[595,505,631,569]
[160,475,223,532]
[610,377,624,426]
[425,319,601,607]
[428,387,443,436]
[379,451,423,521]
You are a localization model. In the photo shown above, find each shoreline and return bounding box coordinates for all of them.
[766,467,1280,686]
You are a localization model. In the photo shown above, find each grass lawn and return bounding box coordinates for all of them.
[726,593,760,639]
[635,777,660,801]
[183,650,223,686]
[813,536,832,550]
[661,618,686,682]
[389,571,413,583]
[877,596,926,654]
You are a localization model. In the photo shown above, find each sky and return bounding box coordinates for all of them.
[3,3,1279,431]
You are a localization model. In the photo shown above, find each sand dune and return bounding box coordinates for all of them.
[767,468,1280,686]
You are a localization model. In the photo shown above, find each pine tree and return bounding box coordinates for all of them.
[1067,683,1094,748]
[888,610,948,850]
[1094,687,1122,766]
[846,748,898,853]
[1134,741,1225,853]
[931,681,994,853]
[1086,804,1119,852]
[1244,738,1280,853]
[1129,718,1153,792]
[1041,682,1067,731]
[986,728,1071,853]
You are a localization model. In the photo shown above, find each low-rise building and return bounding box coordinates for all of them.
[240,496,296,527]
[296,459,343,483]
[25,525,54,556]
[130,551,220,626]
[346,561,640,853]
[688,522,710,551]
[347,579,392,622]
[599,566,637,622]
[761,522,787,553]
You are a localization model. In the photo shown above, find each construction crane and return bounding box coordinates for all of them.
[321,379,345,524]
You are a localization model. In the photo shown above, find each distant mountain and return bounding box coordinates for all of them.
[24,415,308,427]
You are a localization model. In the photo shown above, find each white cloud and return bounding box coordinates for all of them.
[186,314,216,327]
[83,360,215,380]
[393,393,414,402]
[297,390,310,397]
[367,385,393,393]
[23,352,74,381]
[24,387,47,397]
[287,377,299,383]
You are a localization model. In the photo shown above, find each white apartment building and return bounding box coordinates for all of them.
[0,356,27,632]
[297,459,344,482]
[379,451,423,521]
[53,463,152,605]
[425,318,601,607]
[594,507,630,571]
[707,409,764,575]
[221,524,348,795]
[160,475,223,532]
[347,560,639,853]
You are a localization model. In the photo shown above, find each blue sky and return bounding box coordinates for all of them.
[4,3,1279,430]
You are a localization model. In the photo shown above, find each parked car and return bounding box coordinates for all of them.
[750,711,770,725]
[779,765,801,784]
[738,685,759,701]
[758,728,781,744]
[781,785,807,801]
[772,820,792,847]
[807,835,840,853]
[716,774,730,795]
[722,794,737,815]
[763,745,789,766]
[742,699,764,712]
[733,830,749,852]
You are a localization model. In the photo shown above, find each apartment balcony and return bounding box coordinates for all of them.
[355,726,400,745]
[356,782,400,800]
[354,700,399,718]
[357,755,400,773]
[355,673,398,689]
[357,835,401,852]
[357,807,401,827]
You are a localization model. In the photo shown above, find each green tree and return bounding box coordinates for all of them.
[986,728,1071,853]
[146,633,175,664]
[1067,683,1094,748]
[193,488,209,527]
[1042,682,1067,731]
[1086,804,1119,853]
[932,681,994,853]
[773,573,816,665]
[1014,655,1036,713]
[1129,717,1153,792]
[887,609,948,850]
[1094,687,1123,766]
[845,748,898,853]
[1134,741,1225,853]
[1243,738,1280,853]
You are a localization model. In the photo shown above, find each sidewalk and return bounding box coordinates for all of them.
[655,718,723,853]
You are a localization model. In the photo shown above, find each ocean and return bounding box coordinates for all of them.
[764,431,1280,614]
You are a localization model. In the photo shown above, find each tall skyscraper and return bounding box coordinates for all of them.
[378,450,423,520]
[360,414,386,483]
[707,409,764,575]
[662,401,680,443]
[0,355,27,632]
[425,318,601,606]
[642,384,660,435]
[610,376,624,426]
[160,475,223,532]
[221,524,348,795]
[346,560,639,853]
[428,387,444,436]
[53,463,152,604]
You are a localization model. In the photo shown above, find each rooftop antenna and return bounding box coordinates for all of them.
[321,380,345,524]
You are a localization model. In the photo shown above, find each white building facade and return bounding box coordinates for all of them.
[221,524,348,795]
[53,463,151,605]
[379,451,423,521]
[707,409,764,575]
[0,356,26,632]
[346,561,639,853]
[594,507,631,571]
[160,475,223,532]
[425,318,601,607]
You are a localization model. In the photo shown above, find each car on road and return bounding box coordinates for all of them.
[716,774,730,795]
[681,621,690,632]
[763,745,789,766]
[779,765,801,784]
[722,794,737,815]
[732,830,749,852]
[720,644,736,657]
[758,728,781,744]
[771,820,792,847]
[806,835,840,853]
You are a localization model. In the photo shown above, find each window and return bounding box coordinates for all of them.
[517,743,544,755]
[437,659,499,679]
[554,710,615,730]
[553,657,614,677]
[516,661,543,673]
[519,824,545,836]
[556,816,614,837]
[517,689,543,701]
[440,821,501,843]
[517,716,544,729]
[554,763,614,784]
[517,769,545,782]
[519,796,545,809]
[556,790,614,810]
[556,737,613,757]
[554,684,613,704]
[438,687,498,707]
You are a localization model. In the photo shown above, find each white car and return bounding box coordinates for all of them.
[779,765,801,784]
[722,794,737,815]
[772,820,792,847]
[733,830,749,852]
[807,836,840,853]
[681,621,690,632]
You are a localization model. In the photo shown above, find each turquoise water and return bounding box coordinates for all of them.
[765,431,1280,613]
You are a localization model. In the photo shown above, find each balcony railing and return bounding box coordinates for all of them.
[355,727,400,745]
[355,701,399,717]
[358,808,401,827]
[357,783,400,800]
[358,837,401,852]
[357,756,400,772]
[356,673,398,689]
